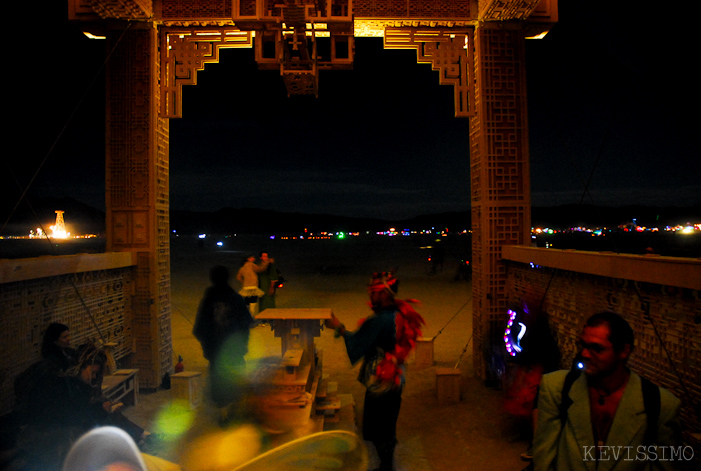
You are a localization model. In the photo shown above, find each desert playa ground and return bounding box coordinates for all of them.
[123,235,530,470]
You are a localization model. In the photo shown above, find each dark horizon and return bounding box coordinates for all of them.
[3,196,699,239]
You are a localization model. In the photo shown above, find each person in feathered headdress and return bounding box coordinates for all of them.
[325,271,425,471]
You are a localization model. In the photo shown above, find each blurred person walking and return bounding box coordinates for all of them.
[325,271,425,471]
[194,265,253,423]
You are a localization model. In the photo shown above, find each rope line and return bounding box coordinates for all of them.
[454,333,473,370]
[434,294,472,340]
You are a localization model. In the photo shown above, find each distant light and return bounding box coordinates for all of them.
[682,226,694,234]
[270,235,275,239]
[577,362,585,370]
[83,31,106,40]
[526,31,549,40]
[198,234,206,239]
[216,241,223,247]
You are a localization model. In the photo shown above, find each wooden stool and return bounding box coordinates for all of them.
[171,371,203,410]
[436,368,461,404]
[414,337,434,367]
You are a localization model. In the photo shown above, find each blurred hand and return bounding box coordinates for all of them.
[325,314,341,330]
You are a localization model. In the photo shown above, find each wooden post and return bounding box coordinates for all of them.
[171,371,203,410]
[414,337,435,367]
[436,368,461,404]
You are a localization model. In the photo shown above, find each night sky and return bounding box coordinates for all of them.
[5,1,699,223]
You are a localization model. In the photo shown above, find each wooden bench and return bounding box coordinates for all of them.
[102,369,139,406]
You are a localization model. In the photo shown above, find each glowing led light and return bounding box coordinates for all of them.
[504,309,518,356]
[513,322,527,353]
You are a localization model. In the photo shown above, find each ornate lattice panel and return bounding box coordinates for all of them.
[238,0,258,17]
[161,0,233,19]
[506,261,701,457]
[0,266,134,416]
[384,28,475,117]
[470,26,530,380]
[107,27,172,388]
[478,0,541,21]
[160,28,254,118]
[85,0,153,19]
[353,0,471,18]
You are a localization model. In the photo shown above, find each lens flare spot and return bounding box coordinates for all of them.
[180,424,263,471]
[151,400,195,437]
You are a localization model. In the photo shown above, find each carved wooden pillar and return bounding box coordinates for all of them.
[470,25,531,380]
[106,25,172,388]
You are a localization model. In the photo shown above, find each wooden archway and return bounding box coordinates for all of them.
[68,0,558,387]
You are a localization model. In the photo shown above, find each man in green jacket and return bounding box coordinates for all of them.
[533,312,684,471]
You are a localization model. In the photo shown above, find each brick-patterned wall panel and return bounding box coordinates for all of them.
[156,116,173,379]
[0,268,133,415]
[506,262,701,450]
[470,26,530,380]
[107,27,172,388]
